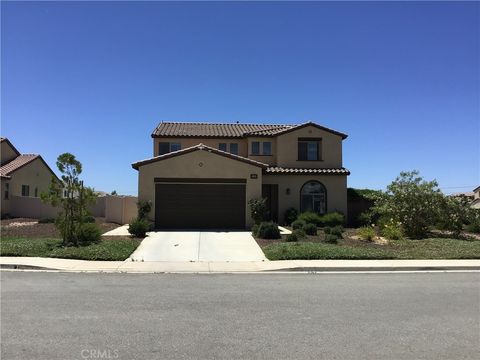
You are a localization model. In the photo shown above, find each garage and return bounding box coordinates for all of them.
[155,180,246,229]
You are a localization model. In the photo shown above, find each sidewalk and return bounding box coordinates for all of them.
[1,257,479,273]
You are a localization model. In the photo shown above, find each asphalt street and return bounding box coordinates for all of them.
[1,271,479,360]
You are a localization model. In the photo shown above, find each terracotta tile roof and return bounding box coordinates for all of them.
[151,121,348,139]
[265,167,350,175]
[0,154,39,177]
[132,143,269,170]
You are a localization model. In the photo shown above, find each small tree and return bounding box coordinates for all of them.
[111,190,118,195]
[41,153,97,246]
[438,196,470,237]
[248,198,268,225]
[372,170,443,239]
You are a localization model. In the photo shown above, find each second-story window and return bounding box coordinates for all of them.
[4,183,9,200]
[159,142,181,155]
[219,143,227,152]
[262,142,272,155]
[251,141,260,155]
[298,138,322,161]
[230,143,238,155]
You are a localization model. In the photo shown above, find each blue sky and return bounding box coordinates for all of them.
[1,1,478,195]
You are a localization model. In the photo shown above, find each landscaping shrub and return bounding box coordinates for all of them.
[292,219,306,230]
[137,201,152,221]
[298,212,322,226]
[303,223,317,235]
[292,228,306,240]
[380,219,404,240]
[77,223,101,245]
[38,217,56,224]
[284,208,299,226]
[320,212,345,227]
[128,218,150,238]
[248,198,269,225]
[256,222,281,239]
[286,232,299,242]
[251,224,260,237]
[324,234,339,244]
[329,225,344,238]
[371,170,444,239]
[83,215,96,223]
[466,220,480,234]
[358,226,376,241]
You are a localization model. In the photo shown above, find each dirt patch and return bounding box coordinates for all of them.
[1,218,121,238]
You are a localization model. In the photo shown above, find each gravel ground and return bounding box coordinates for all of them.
[1,218,120,238]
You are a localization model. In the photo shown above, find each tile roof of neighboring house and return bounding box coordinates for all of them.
[473,185,480,193]
[265,167,351,175]
[152,121,348,139]
[0,154,40,178]
[132,143,269,170]
[0,137,21,157]
[0,137,61,182]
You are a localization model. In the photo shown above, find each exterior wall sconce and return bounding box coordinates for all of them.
[286,188,291,195]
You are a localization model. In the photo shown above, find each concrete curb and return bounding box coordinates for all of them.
[1,257,480,273]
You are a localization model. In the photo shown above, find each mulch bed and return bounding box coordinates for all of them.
[1,218,121,238]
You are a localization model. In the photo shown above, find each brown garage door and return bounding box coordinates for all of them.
[155,181,246,229]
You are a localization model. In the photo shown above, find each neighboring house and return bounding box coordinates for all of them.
[0,137,60,216]
[132,121,350,229]
[472,186,480,209]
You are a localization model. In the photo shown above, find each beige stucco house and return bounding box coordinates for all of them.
[132,121,350,229]
[1,137,60,216]
[472,186,480,209]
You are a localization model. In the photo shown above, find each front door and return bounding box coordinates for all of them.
[262,184,279,222]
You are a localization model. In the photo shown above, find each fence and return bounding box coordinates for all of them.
[7,195,137,225]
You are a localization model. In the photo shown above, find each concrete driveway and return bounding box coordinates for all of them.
[129,231,267,262]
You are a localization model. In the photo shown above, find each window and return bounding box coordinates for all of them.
[251,141,260,155]
[219,143,227,152]
[300,181,326,214]
[298,138,321,161]
[21,185,30,197]
[230,143,239,155]
[4,183,9,200]
[159,142,181,155]
[262,142,272,155]
[170,143,181,152]
[34,187,38,197]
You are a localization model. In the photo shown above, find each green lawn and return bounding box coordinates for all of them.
[263,238,480,260]
[0,237,141,261]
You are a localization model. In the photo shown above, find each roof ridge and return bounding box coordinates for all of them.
[159,121,295,126]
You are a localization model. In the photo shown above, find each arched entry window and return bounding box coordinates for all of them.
[300,181,327,214]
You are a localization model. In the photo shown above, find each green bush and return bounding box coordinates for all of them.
[284,208,299,226]
[256,222,281,239]
[326,225,343,238]
[248,198,269,225]
[292,228,306,240]
[137,201,152,221]
[38,217,56,224]
[83,215,96,223]
[358,226,376,241]
[324,234,339,244]
[298,212,322,226]
[466,221,480,234]
[77,223,101,245]
[292,219,306,230]
[303,223,317,235]
[380,219,404,240]
[286,232,299,242]
[251,224,259,237]
[320,212,345,227]
[128,218,150,238]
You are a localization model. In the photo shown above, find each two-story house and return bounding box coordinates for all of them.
[132,121,350,229]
